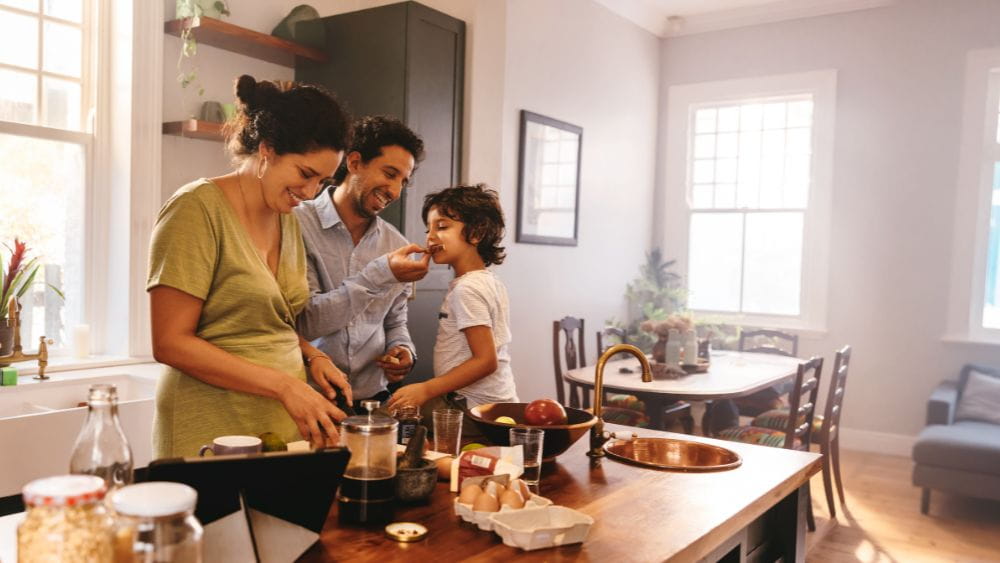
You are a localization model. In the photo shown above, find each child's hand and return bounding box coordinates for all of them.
[387,243,431,282]
[386,382,432,409]
[377,346,413,383]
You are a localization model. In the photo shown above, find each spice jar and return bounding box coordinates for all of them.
[111,482,203,562]
[18,474,114,562]
[394,404,423,445]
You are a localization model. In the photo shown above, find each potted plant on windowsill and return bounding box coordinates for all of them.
[0,239,64,356]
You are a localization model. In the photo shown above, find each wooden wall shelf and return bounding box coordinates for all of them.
[164,17,328,67]
[162,119,225,141]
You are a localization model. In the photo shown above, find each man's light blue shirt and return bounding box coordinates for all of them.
[294,187,414,401]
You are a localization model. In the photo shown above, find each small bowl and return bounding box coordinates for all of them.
[395,460,437,502]
[466,403,598,461]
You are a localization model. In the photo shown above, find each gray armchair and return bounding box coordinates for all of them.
[911,365,1000,514]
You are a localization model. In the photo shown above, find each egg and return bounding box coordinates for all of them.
[458,483,482,505]
[472,492,500,512]
[435,456,455,481]
[498,489,525,509]
[510,478,532,500]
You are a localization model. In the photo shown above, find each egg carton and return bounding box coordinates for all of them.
[490,506,594,551]
[453,494,553,531]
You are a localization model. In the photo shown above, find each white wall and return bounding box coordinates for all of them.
[657,0,1000,452]
[498,0,660,401]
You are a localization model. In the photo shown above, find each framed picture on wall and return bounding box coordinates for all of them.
[516,110,583,246]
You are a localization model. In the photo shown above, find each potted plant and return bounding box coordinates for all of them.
[610,249,688,354]
[174,0,231,97]
[0,239,64,356]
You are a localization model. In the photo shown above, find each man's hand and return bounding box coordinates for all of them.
[378,346,413,383]
[387,243,431,282]
[386,381,433,410]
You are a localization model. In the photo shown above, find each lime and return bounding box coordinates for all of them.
[258,432,288,452]
[494,416,516,425]
[461,442,486,452]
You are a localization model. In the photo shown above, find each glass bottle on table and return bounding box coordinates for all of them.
[70,383,134,492]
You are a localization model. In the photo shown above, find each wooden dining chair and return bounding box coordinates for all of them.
[817,345,851,519]
[595,326,694,433]
[719,356,824,531]
[735,328,799,418]
[553,316,587,408]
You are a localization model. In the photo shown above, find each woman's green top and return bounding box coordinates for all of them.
[146,179,309,458]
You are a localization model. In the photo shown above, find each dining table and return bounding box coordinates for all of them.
[562,350,803,432]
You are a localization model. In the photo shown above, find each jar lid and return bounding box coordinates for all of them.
[22,475,106,507]
[385,522,428,542]
[343,413,398,434]
[111,482,197,517]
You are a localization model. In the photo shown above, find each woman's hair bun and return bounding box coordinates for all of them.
[235,75,257,109]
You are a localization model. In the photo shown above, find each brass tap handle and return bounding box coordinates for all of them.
[588,344,652,458]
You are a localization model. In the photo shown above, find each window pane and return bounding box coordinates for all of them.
[762,102,786,129]
[42,76,80,130]
[694,134,715,158]
[983,162,1000,328]
[742,212,803,315]
[0,0,38,10]
[44,0,81,22]
[43,20,81,77]
[0,11,39,69]
[0,133,85,349]
[787,100,813,128]
[739,103,762,131]
[0,68,37,124]
[692,160,714,184]
[695,108,716,133]
[689,213,742,312]
[691,184,713,209]
[717,107,739,132]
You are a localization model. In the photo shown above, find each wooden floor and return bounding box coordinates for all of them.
[804,449,1000,562]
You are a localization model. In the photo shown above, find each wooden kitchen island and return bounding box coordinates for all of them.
[300,424,821,562]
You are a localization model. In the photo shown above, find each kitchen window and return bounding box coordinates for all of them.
[970,68,1000,334]
[0,0,98,353]
[661,71,836,331]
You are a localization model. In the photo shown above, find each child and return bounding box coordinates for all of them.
[386,184,518,416]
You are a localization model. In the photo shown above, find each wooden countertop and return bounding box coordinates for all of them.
[300,425,821,562]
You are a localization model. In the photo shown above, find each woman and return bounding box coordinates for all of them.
[148,75,353,457]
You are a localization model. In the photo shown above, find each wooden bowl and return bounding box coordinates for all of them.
[466,403,598,462]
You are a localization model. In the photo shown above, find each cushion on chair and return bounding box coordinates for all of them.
[733,388,786,416]
[717,425,790,448]
[956,370,1000,425]
[912,420,1000,475]
[606,394,646,412]
[752,409,824,435]
[600,406,650,428]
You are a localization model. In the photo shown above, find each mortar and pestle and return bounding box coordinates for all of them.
[395,425,437,503]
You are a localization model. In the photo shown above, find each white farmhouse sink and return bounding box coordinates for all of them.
[0,364,161,498]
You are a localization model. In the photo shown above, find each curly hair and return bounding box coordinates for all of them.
[332,115,425,184]
[421,184,507,267]
[224,75,351,163]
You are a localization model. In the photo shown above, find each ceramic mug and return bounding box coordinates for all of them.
[198,435,262,456]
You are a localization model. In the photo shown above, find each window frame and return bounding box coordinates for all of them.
[660,70,837,333]
[946,48,1000,345]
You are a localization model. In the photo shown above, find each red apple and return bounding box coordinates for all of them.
[523,399,568,426]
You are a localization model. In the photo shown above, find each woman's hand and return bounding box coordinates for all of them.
[309,356,353,406]
[386,381,433,410]
[279,377,347,449]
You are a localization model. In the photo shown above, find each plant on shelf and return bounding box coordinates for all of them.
[175,0,231,97]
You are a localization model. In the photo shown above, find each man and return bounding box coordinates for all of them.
[295,116,429,405]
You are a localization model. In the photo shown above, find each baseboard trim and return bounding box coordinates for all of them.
[839,427,916,457]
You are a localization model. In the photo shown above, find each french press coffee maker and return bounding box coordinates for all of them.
[338,400,398,525]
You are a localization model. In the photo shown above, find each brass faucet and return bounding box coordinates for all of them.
[1,298,53,380]
[587,344,652,458]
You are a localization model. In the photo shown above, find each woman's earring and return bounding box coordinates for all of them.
[256,157,267,180]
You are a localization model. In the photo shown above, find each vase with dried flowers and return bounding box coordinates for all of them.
[640,313,694,363]
[1,239,64,356]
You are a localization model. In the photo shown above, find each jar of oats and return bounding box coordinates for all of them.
[18,474,113,562]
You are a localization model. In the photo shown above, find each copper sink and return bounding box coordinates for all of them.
[603,437,742,472]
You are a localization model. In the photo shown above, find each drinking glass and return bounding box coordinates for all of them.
[432,409,463,456]
[509,427,544,486]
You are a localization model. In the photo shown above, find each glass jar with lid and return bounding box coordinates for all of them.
[18,474,114,562]
[393,404,423,445]
[110,482,203,562]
